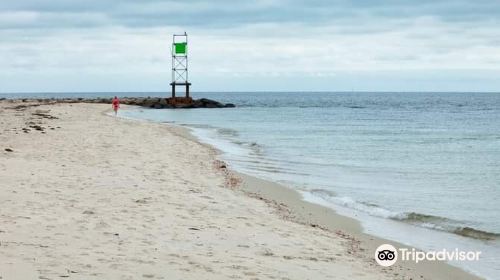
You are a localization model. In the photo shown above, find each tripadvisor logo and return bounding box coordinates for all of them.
[375,244,481,267]
[375,244,398,267]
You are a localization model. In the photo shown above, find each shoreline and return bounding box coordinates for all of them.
[146,109,489,280]
[116,105,484,279]
[0,101,484,279]
[235,174,485,280]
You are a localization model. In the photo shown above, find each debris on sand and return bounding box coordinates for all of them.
[30,125,44,131]
[32,111,58,119]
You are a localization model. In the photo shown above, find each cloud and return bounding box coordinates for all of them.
[0,1,499,92]
[1,0,498,29]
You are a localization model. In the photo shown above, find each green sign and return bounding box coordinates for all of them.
[174,43,187,54]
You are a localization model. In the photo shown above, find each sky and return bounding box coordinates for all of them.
[1,0,500,93]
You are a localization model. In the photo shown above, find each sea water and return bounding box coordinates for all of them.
[5,91,498,278]
[118,92,500,279]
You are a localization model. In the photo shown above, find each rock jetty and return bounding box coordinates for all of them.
[2,97,235,109]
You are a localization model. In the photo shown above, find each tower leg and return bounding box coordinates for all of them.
[186,84,190,98]
[171,84,176,98]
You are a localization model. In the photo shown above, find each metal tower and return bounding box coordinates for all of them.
[170,32,191,99]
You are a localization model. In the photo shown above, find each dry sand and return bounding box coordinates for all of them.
[0,102,482,279]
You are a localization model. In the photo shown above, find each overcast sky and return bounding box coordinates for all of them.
[1,0,499,93]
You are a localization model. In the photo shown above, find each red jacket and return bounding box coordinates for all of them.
[112,98,120,108]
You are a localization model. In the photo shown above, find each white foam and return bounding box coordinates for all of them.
[300,191,500,280]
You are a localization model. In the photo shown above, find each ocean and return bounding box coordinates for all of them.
[4,91,499,278]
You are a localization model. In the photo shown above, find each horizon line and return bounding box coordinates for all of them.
[2,90,500,95]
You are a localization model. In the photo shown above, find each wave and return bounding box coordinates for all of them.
[387,212,499,241]
[306,191,500,241]
[180,123,212,129]
[392,212,453,225]
[453,227,500,241]
[309,188,337,197]
[346,105,366,109]
[217,127,239,137]
[388,212,500,240]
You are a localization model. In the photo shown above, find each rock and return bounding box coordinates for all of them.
[142,99,156,108]
[175,103,194,109]
[159,98,169,106]
[5,97,235,110]
[126,98,137,105]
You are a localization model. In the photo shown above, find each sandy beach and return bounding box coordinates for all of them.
[0,101,483,280]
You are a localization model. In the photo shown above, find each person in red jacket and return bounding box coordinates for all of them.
[112,96,120,115]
